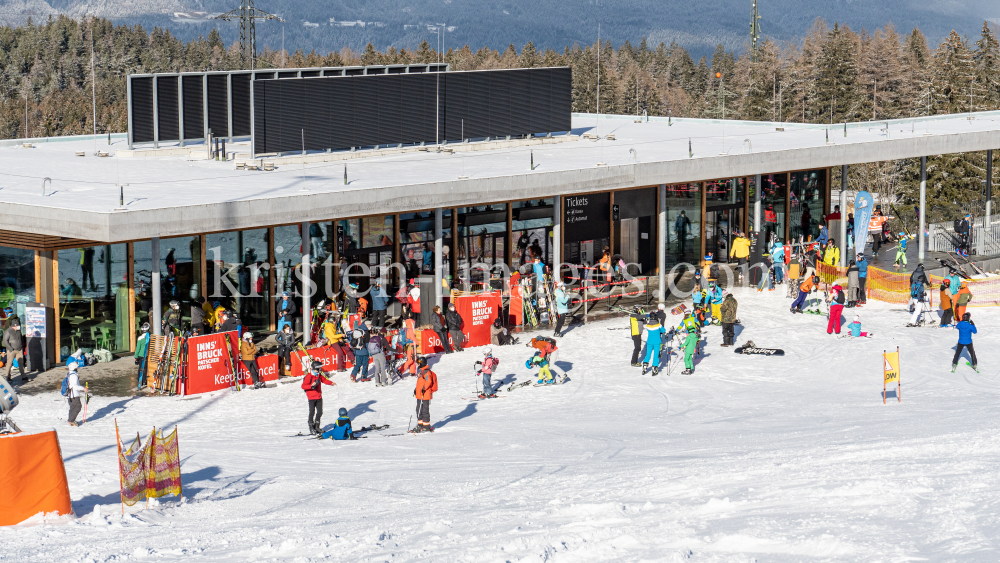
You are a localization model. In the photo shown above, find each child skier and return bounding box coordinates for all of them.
[413,357,437,433]
[952,312,978,372]
[894,233,908,269]
[827,284,846,334]
[679,312,700,375]
[846,315,873,338]
[476,348,501,398]
[939,281,954,327]
[907,281,933,327]
[641,314,667,376]
[301,359,335,435]
[134,322,150,382]
[790,275,818,313]
[64,358,90,426]
[527,351,555,384]
[321,407,354,440]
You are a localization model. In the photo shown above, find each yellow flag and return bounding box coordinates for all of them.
[884,351,900,384]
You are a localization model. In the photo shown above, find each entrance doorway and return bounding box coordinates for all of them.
[705,207,743,263]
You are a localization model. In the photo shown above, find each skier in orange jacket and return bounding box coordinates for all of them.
[412,357,438,433]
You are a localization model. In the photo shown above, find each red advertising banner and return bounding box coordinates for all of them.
[290,345,356,377]
[419,329,455,354]
[454,291,502,348]
[184,331,245,395]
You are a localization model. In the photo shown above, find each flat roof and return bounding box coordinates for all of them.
[1,111,999,244]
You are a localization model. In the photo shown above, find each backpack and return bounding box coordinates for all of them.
[60,375,70,397]
[954,219,966,234]
[367,339,382,355]
[910,282,924,299]
[709,264,720,280]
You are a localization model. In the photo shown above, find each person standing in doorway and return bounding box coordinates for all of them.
[674,211,691,257]
[276,291,297,333]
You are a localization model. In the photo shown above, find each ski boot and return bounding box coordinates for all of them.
[651,367,659,376]
[951,364,957,373]
[641,362,649,375]
[681,368,694,375]
[631,362,642,367]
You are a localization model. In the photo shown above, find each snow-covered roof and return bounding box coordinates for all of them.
[2,111,999,243]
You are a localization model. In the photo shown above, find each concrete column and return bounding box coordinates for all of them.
[658,183,667,302]
[151,237,161,336]
[552,196,561,278]
[840,165,848,265]
[986,149,993,253]
[753,174,762,232]
[918,156,927,262]
[301,221,311,345]
[434,208,443,309]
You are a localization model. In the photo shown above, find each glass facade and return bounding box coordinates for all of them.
[336,215,394,294]
[134,236,202,336]
[789,170,827,241]
[457,204,507,285]
[399,211,451,282]
[760,174,787,245]
[205,229,270,331]
[0,247,35,333]
[665,183,702,266]
[513,199,553,267]
[58,244,129,356]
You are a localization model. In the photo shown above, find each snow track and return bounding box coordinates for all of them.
[3,288,1000,561]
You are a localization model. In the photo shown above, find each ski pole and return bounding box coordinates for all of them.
[83,382,89,424]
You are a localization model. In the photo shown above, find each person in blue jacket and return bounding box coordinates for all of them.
[371,282,390,328]
[952,312,978,371]
[553,282,570,337]
[707,282,725,323]
[816,222,829,246]
[641,315,667,376]
[322,407,355,440]
[769,241,785,284]
[856,253,868,305]
[949,272,962,296]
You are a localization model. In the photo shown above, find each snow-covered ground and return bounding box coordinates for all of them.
[3,288,1000,562]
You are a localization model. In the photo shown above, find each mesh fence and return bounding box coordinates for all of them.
[116,423,181,507]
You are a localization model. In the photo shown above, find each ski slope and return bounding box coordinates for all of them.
[3,288,1000,562]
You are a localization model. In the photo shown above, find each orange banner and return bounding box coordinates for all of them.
[0,431,73,525]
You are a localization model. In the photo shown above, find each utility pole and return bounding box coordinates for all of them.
[216,0,284,69]
[750,0,762,62]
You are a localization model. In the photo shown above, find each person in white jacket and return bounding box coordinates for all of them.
[66,359,89,426]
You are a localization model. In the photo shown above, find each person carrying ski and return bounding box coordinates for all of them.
[302,359,335,435]
[240,332,265,389]
[790,275,818,314]
[720,293,738,347]
[476,348,501,398]
[952,313,978,372]
[939,281,954,327]
[846,315,872,337]
[321,407,354,440]
[64,358,90,426]
[276,324,295,376]
[553,282,570,338]
[679,313,700,375]
[629,306,646,367]
[413,357,437,432]
[894,234,908,268]
[527,351,555,384]
[349,323,371,382]
[827,284,846,334]
[276,292,297,333]
[641,314,667,375]
[954,282,973,322]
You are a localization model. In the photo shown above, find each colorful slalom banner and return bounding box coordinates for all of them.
[883,347,900,404]
[854,191,874,252]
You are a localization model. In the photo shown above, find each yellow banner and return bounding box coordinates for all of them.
[883,352,900,384]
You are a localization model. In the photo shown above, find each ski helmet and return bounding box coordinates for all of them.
[338,407,348,417]
[853,315,860,323]
[169,300,179,308]
[417,356,428,368]
[311,360,324,371]
[962,312,971,322]
[140,322,150,333]
[657,303,665,311]
[282,291,290,298]
[242,332,253,340]
[483,347,493,357]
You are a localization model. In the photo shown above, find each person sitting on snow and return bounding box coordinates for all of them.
[846,315,873,338]
[322,407,355,440]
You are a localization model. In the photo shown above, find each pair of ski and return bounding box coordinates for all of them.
[289,423,392,439]
[953,362,979,373]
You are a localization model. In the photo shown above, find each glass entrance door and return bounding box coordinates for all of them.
[705,207,743,263]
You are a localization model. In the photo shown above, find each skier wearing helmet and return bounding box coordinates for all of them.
[322,407,355,440]
[134,322,151,381]
[553,281,570,337]
[476,348,501,398]
[163,300,183,334]
[301,359,335,435]
[240,332,265,389]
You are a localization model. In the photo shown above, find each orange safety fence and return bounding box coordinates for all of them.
[814,261,1000,307]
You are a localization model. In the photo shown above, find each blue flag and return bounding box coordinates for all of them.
[853,191,874,252]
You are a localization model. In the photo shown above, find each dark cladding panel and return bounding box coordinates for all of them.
[489,71,511,137]
[253,80,269,154]
[231,73,251,136]
[181,75,204,139]
[442,72,467,142]
[509,69,532,135]
[549,67,573,132]
[354,77,380,147]
[301,79,331,151]
[377,75,403,145]
[276,79,306,153]
[131,77,154,143]
[464,72,491,138]
[401,73,432,144]
[328,77,355,149]
[206,74,228,137]
[156,76,179,141]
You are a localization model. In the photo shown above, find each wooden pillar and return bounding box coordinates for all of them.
[784,172,791,241]
[393,214,400,285]
[332,222,341,293]
[609,191,616,255]
[744,177,751,233]
[505,203,513,267]
[451,207,458,285]
[825,167,833,217]
[127,242,136,352]
[267,227,275,331]
[52,250,60,362]
[34,251,42,303]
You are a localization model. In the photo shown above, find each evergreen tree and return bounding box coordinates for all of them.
[813,23,861,123]
[973,22,1000,110]
[518,41,538,68]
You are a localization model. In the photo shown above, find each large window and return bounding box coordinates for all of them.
[337,215,394,295]
[206,229,270,331]
[0,247,35,335]
[399,211,451,282]
[790,170,827,241]
[58,244,128,356]
[134,236,202,336]
[665,183,701,266]
[761,174,787,245]
[513,199,554,267]
[457,205,507,281]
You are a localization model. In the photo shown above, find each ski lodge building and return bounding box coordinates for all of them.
[0,63,997,366]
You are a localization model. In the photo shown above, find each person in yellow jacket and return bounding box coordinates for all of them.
[202,299,217,332]
[729,232,751,282]
[212,302,227,331]
[702,253,716,284]
[822,239,840,266]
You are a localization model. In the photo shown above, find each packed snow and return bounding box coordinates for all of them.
[3,288,1000,562]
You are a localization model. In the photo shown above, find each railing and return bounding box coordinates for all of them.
[927,214,1000,255]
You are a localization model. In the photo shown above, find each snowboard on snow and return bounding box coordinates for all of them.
[734,340,785,356]
[671,304,688,315]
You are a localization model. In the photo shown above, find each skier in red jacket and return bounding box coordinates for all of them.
[301,360,335,435]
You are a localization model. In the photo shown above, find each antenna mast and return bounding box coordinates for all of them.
[751,0,762,62]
